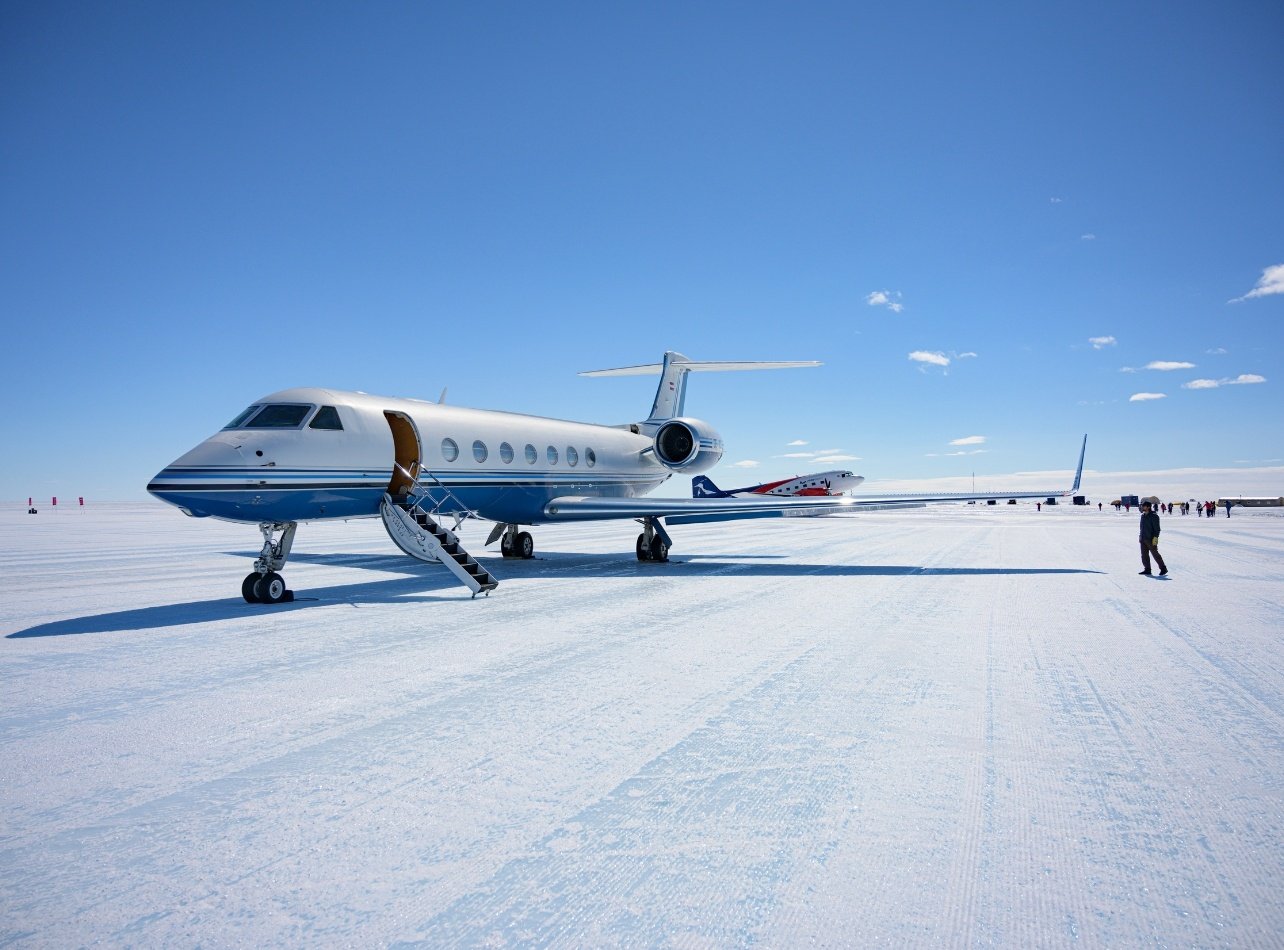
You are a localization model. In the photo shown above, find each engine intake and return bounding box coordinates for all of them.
[653,418,724,474]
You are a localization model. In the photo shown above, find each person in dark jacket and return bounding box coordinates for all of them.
[1138,501,1168,576]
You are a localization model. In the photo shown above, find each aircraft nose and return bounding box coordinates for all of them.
[147,436,249,516]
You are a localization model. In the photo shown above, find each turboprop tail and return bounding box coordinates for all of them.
[692,475,732,498]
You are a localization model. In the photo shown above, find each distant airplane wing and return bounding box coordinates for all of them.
[545,435,1087,526]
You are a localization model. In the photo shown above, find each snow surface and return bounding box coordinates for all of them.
[3,502,1283,947]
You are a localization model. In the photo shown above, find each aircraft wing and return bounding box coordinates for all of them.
[544,435,1087,526]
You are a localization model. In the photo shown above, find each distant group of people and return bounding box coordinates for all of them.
[1112,499,1226,518]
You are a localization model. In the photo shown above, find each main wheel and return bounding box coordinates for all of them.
[242,572,263,603]
[649,536,669,562]
[500,534,514,558]
[636,533,651,561]
[257,571,288,604]
[516,531,534,559]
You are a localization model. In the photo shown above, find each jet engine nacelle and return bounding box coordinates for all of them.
[652,418,724,474]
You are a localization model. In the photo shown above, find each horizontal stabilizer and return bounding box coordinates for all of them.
[582,350,820,423]
[580,359,821,377]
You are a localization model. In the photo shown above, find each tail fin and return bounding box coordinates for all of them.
[692,475,731,498]
[581,351,821,423]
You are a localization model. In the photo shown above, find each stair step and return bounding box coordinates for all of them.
[380,492,499,597]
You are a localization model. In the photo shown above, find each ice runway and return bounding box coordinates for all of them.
[3,503,1282,947]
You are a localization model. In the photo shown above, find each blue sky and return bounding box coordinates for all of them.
[2,1,1281,502]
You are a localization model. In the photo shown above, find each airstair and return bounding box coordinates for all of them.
[380,465,498,597]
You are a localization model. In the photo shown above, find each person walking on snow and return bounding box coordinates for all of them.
[1139,501,1168,576]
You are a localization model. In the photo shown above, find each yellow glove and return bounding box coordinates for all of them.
[1151,540,1159,549]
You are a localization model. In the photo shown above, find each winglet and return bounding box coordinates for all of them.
[1072,435,1087,493]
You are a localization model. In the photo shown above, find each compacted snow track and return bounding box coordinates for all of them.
[2,503,1282,946]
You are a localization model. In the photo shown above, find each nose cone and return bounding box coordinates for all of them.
[148,436,248,518]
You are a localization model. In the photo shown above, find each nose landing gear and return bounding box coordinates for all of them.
[241,521,298,604]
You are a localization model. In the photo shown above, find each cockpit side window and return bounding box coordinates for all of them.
[308,406,344,430]
[245,404,313,428]
[223,406,262,429]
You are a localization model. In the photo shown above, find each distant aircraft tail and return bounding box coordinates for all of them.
[692,475,732,498]
[581,351,820,423]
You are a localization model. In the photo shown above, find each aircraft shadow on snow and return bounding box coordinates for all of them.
[7,551,1102,639]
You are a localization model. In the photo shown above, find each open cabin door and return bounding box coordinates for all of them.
[384,411,421,494]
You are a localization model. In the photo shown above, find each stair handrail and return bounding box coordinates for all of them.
[394,463,479,524]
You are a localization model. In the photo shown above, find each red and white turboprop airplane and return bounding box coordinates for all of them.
[692,470,864,498]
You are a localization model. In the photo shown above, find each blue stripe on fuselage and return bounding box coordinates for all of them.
[148,467,666,523]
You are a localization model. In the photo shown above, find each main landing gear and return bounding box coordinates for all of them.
[635,517,671,563]
[242,521,298,604]
[498,524,535,559]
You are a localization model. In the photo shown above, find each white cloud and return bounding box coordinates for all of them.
[778,452,817,459]
[1206,347,1227,355]
[1145,361,1196,371]
[1050,196,1064,203]
[1181,374,1266,391]
[730,460,760,469]
[1089,336,1116,349]
[957,351,978,359]
[866,290,904,313]
[1130,392,1167,402]
[909,350,950,367]
[950,435,986,446]
[1120,366,1137,373]
[1229,263,1284,303]
[786,439,808,446]
[1081,233,1096,241]
[812,454,861,463]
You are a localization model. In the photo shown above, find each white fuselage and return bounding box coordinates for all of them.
[148,387,671,524]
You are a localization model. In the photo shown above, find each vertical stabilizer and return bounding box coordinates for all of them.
[647,351,692,422]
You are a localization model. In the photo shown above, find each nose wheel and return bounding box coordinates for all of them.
[243,571,293,604]
[242,522,298,604]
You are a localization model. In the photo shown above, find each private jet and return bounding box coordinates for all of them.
[148,352,1086,603]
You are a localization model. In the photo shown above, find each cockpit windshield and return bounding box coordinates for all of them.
[223,406,262,429]
[244,404,313,428]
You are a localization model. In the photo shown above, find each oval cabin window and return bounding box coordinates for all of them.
[500,442,514,464]
[441,438,459,462]
[566,446,578,467]
[525,444,538,464]
[473,440,488,463]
